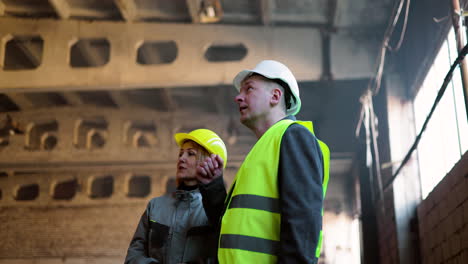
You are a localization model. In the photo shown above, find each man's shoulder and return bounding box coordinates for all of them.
[284,121,315,137]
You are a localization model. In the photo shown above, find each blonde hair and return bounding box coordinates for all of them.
[182,140,210,164]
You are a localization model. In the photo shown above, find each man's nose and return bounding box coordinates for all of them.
[234,93,243,103]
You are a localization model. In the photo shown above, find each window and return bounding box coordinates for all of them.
[414,29,468,199]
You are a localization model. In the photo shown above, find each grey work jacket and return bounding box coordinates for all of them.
[125,188,216,264]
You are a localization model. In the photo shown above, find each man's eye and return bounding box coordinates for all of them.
[189,152,196,156]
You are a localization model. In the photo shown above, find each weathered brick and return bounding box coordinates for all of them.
[441,216,452,239]
[0,260,34,264]
[441,198,451,222]
[436,245,443,264]
[35,258,63,264]
[436,226,445,246]
[462,226,468,250]
[448,192,458,214]
[452,208,463,233]
[449,232,461,257]
[460,250,468,264]
[443,238,452,260]
[454,182,466,207]
[463,200,468,224]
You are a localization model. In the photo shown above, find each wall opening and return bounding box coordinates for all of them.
[204,43,247,62]
[4,35,44,70]
[27,121,59,151]
[128,175,151,197]
[53,178,78,200]
[15,184,39,201]
[90,175,113,199]
[43,134,58,150]
[125,121,158,148]
[75,118,108,149]
[137,41,177,65]
[90,132,106,148]
[70,38,110,68]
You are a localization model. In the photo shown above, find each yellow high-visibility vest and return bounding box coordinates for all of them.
[218,119,330,263]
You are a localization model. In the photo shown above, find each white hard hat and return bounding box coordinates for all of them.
[233,60,301,115]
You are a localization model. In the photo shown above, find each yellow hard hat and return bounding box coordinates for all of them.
[174,129,228,168]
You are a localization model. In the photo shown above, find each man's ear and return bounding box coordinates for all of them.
[270,88,283,106]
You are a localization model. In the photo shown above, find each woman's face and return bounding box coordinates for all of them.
[176,141,204,185]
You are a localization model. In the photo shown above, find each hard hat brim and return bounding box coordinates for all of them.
[233,69,301,116]
[175,133,207,151]
[174,132,227,168]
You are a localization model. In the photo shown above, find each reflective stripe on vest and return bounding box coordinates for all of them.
[218,119,330,263]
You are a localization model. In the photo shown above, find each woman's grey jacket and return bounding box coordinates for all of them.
[125,188,216,264]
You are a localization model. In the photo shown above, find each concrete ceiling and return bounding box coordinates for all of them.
[0,0,396,185]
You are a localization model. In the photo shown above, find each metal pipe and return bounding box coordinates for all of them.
[452,0,468,122]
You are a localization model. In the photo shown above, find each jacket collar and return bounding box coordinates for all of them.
[173,189,200,202]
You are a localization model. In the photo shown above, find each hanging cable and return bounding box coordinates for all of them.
[383,43,468,192]
[388,0,411,52]
[355,0,411,204]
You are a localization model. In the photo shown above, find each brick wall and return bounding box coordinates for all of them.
[377,187,400,264]
[417,151,468,264]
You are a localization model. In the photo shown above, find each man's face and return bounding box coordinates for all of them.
[234,75,273,126]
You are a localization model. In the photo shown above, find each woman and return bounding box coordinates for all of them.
[125,129,227,264]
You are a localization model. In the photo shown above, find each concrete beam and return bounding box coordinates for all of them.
[109,91,131,108]
[74,40,107,67]
[186,0,201,23]
[48,0,71,20]
[114,0,138,22]
[158,89,175,111]
[12,38,42,67]
[0,17,376,92]
[7,93,35,110]
[61,92,83,106]
[260,0,274,26]
[0,1,5,16]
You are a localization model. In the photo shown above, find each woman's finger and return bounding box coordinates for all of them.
[211,154,219,168]
[203,162,213,178]
[196,165,207,177]
[206,158,215,172]
[215,155,224,168]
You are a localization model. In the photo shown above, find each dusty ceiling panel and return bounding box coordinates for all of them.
[2,0,55,18]
[136,0,190,22]
[274,0,328,23]
[66,0,122,20]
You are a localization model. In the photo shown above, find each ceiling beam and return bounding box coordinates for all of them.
[320,0,338,81]
[7,93,35,110]
[48,0,71,20]
[114,0,138,22]
[13,39,42,68]
[61,92,83,106]
[0,17,377,91]
[186,0,202,23]
[157,89,175,112]
[0,1,5,16]
[259,0,274,26]
[75,40,106,67]
[109,91,132,108]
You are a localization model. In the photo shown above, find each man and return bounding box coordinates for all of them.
[196,60,330,264]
